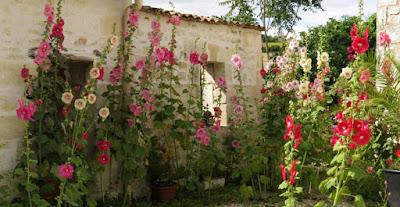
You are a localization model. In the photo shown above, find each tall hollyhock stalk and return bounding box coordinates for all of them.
[278,115,303,207]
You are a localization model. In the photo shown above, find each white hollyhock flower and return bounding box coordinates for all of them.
[99,107,110,121]
[110,35,119,46]
[89,68,100,79]
[299,82,309,93]
[88,94,97,104]
[74,99,87,110]
[341,67,353,79]
[321,52,329,62]
[61,92,74,105]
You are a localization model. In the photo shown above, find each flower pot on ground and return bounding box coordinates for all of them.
[151,182,178,202]
[383,169,400,207]
[204,176,226,190]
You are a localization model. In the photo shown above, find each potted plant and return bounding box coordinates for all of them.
[148,141,178,202]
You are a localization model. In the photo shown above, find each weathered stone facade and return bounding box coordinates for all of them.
[377,0,400,59]
[0,0,262,195]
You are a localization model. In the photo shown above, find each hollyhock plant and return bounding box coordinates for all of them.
[97,140,110,151]
[58,164,74,179]
[279,115,302,206]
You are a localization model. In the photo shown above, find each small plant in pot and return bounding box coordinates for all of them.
[148,141,178,202]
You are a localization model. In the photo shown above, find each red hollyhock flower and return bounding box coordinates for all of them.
[97,140,111,151]
[214,107,222,117]
[81,133,88,140]
[335,119,352,136]
[260,69,266,76]
[97,68,105,81]
[98,154,110,165]
[351,27,370,54]
[294,139,301,150]
[353,119,364,132]
[293,124,302,140]
[349,142,356,150]
[21,68,30,81]
[348,54,355,61]
[52,24,63,37]
[62,106,70,116]
[396,150,400,157]
[290,170,297,186]
[386,159,393,165]
[350,23,358,40]
[279,164,286,181]
[347,46,354,53]
[351,130,371,146]
[290,159,297,174]
[286,115,294,132]
[59,18,65,27]
[330,136,340,148]
[260,88,266,94]
[335,111,343,121]
[189,52,200,65]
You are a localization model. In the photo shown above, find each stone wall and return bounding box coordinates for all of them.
[0,0,262,197]
[377,0,400,59]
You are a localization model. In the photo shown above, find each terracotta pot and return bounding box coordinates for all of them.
[151,182,178,202]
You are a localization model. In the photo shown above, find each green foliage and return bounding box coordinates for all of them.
[300,14,376,83]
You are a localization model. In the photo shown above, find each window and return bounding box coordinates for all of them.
[202,62,227,126]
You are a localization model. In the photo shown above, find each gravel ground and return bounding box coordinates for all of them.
[221,199,354,207]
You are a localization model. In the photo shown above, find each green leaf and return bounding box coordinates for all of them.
[314,201,325,207]
[278,181,288,190]
[26,183,36,192]
[14,168,24,176]
[354,195,366,207]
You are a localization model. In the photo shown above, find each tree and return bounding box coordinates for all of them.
[219,0,323,53]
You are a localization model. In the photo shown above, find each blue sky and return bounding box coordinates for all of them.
[140,0,377,34]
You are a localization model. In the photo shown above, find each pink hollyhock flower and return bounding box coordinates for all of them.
[136,59,145,69]
[366,166,373,174]
[127,119,134,128]
[196,128,206,139]
[350,23,358,40]
[190,52,200,65]
[130,103,137,113]
[124,31,130,37]
[379,32,391,46]
[155,48,165,63]
[129,12,139,26]
[134,106,142,116]
[16,100,36,122]
[44,3,54,17]
[200,136,210,146]
[213,119,221,132]
[152,36,160,46]
[231,54,243,70]
[151,20,161,30]
[21,68,30,82]
[235,105,243,114]
[142,90,149,100]
[58,164,74,179]
[38,41,51,57]
[167,15,180,26]
[232,140,240,148]
[217,76,227,89]
[36,99,43,105]
[98,154,110,165]
[109,75,116,85]
[359,71,370,83]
